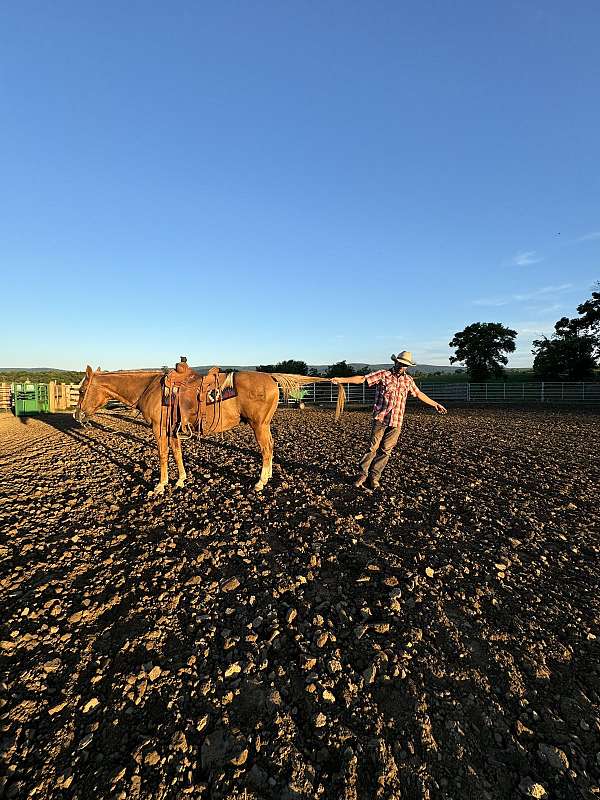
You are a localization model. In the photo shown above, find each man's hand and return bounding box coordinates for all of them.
[435,403,447,414]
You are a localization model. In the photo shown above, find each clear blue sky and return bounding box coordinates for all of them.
[1,1,598,369]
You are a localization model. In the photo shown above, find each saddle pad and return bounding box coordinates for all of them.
[207,372,236,404]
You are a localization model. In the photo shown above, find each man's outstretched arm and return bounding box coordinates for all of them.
[415,388,447,414]
[330,375,367,385]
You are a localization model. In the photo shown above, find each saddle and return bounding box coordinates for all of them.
[162,357,230,438]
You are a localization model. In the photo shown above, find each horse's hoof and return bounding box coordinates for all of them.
[148,484,166,497]
[254,481,265,492]
[175,479,186,489]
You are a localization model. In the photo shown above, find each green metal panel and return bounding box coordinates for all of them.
[13,383,50,416]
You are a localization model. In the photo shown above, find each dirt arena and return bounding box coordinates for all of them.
[1,405,599,800]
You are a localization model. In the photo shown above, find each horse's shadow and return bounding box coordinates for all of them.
[199,436,349,483]
[38,413,351,495]
[101,410,150,429]
[37,414,142,481]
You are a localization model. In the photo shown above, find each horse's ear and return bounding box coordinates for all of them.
[96,366,101,372]
[86,365,93,377]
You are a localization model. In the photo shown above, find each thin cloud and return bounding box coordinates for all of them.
[575,231,600,242]
[513,283,572,301]
[522,303,563,316]
[511,250,543,266]
[473,283,573,307]
[473,298,510,307]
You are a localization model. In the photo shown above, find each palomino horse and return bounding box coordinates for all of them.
[74,366,345,495]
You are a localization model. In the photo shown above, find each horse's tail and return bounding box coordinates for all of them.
[269,374,346,420]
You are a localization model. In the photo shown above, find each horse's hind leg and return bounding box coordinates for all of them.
[267,428,274,479]
[253,423,274,491]
[148,424,169,497]
[171,435,187,488]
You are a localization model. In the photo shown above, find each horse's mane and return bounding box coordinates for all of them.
[96,369,164,375]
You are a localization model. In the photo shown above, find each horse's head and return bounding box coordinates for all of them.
[74,365,105,425]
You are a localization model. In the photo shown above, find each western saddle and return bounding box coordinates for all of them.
[162,356,230,438]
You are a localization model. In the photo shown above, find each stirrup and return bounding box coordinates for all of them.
[175,422,194,440]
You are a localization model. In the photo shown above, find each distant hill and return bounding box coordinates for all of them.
[194,363,458,375]
[1,363,461,379]
[6,364,543,380]
[0,368,85,384]
[0,367,76,372]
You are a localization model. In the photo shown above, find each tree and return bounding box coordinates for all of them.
[449,322,517,381]
[575,283,600,355]
[256,359,308,375]
[532,334,596,380]
[325,360,357,378]
[532,284,599,380]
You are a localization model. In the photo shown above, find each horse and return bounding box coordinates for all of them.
[74,365,345,495]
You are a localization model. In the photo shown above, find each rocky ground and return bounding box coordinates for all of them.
[1,405,599,800]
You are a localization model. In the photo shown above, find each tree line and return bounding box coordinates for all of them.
[256,360,371,378]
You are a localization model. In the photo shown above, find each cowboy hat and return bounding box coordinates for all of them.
[391,351,417,367]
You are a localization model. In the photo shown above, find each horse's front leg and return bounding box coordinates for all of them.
[148,424,169,497]
[171,435,187,489]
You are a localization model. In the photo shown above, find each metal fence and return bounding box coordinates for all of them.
[282,381,600,405]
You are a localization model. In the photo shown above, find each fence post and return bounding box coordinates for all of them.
[541,382,545,402]
[49,381,56,413]
[582,383,585,401]
[467,383,470,402]
[522,383,524,400]
[362,381,365,403]
[561,383,564,401]
[503,383,506,401]
[485,383,488,401]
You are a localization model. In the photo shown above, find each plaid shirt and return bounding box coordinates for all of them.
[366,369,419,428]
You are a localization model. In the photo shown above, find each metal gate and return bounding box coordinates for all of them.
[13,383,50,416]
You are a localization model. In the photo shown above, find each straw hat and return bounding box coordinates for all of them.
[391,350,417,367]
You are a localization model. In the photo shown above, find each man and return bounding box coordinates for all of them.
[333,351,447,490]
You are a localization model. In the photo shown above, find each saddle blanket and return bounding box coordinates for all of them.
[207,384,236,404]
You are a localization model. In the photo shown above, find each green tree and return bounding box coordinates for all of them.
[532,284,599,379]
[449,322,517,381]
[532,334,596,380]
[256,359,308,375]
[325,360,356,378]
[575,283,600,354]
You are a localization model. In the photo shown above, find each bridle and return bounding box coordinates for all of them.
[74,370,95,426]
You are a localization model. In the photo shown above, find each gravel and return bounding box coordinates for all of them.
[1,405,599,799]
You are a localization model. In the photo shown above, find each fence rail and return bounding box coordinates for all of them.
[281,381,600,405]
